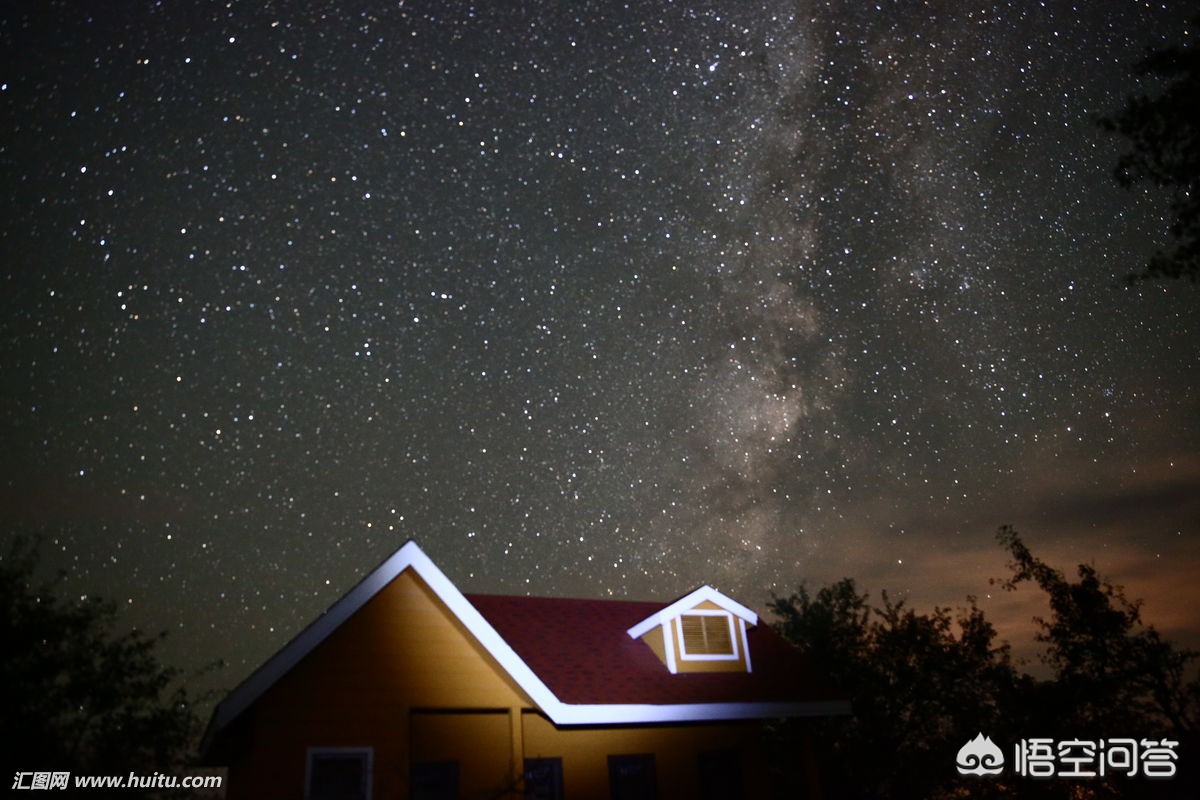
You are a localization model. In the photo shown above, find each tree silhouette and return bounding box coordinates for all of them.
[1101,19,1200,282]
[771,526,1199,799]
[996,524,1198,738]
[770,578,1025,799]
[0,535,204,796]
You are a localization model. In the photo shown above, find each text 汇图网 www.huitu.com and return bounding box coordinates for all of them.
[12,771,223,791]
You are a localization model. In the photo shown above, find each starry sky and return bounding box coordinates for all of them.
[2,1,1197,689]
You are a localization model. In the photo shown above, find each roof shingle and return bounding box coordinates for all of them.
[466,593,843,707]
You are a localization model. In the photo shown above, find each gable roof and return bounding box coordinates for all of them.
[469,594,844,709]
[204,540,848,750]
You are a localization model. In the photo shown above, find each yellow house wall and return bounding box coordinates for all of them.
[639,622,668,664]
[224,569,529,799]
[522,711,775,800]
[411,710,517,798]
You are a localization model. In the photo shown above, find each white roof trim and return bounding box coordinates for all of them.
[206,541,839,748]
[207,540,564,737]
[625,584,758,640]
[546,699,852,724]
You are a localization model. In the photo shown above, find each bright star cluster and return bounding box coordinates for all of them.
[2,1,1196,683]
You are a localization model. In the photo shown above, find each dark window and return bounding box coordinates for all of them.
[697,750,743,800]
[411,761,458,800]
[608,754,656,800]
[308,749,370,800]
[524,758,564,800]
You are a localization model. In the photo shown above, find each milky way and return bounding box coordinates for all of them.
[2,1,1197,684]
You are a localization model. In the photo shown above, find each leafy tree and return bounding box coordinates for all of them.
[771,527,1199,799]
[1100,19,1200,282]
[771,580,1023,799]
[996,525,1198,737]
[0,535,204,796]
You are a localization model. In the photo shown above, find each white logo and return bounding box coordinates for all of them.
[956,733,1005,776]
[954,735,1179,779]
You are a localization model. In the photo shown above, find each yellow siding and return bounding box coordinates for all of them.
[226,569,529,799]
[411,710,516,797]
[638,622,669,667]
[522,711,775,799]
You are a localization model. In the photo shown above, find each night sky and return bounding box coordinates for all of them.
[2,1,1197,689]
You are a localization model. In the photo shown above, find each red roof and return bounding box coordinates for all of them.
[465,593,843,707]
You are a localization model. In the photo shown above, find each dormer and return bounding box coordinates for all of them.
[625,585,758,674]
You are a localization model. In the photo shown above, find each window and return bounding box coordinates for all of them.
[678,613,735,657]
[609,754,656,800]
[306,748,371,800]
[410,761,458,800]
[697,750,743,800]
[524,758,564,800]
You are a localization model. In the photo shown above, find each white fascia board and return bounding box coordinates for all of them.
[546,699,853,725]
[405,546,566,716]
[662,614,678,674]
[739,618,752,673]
[626,585,759,640]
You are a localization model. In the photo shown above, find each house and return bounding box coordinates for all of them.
[201,540,849,799]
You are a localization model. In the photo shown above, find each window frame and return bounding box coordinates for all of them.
[410,760,460,800]
[524,757,564,800]
[608,753,657,800]
[696,749,744,800]
[305,746,373,800]
[675,610,740,661]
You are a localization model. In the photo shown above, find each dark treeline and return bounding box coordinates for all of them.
[769,526,1199,799]
[0,535,209,798]
[1101,14,1200,282]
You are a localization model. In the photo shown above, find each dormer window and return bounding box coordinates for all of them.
[678,613,735,658]
[626,586,758,674]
